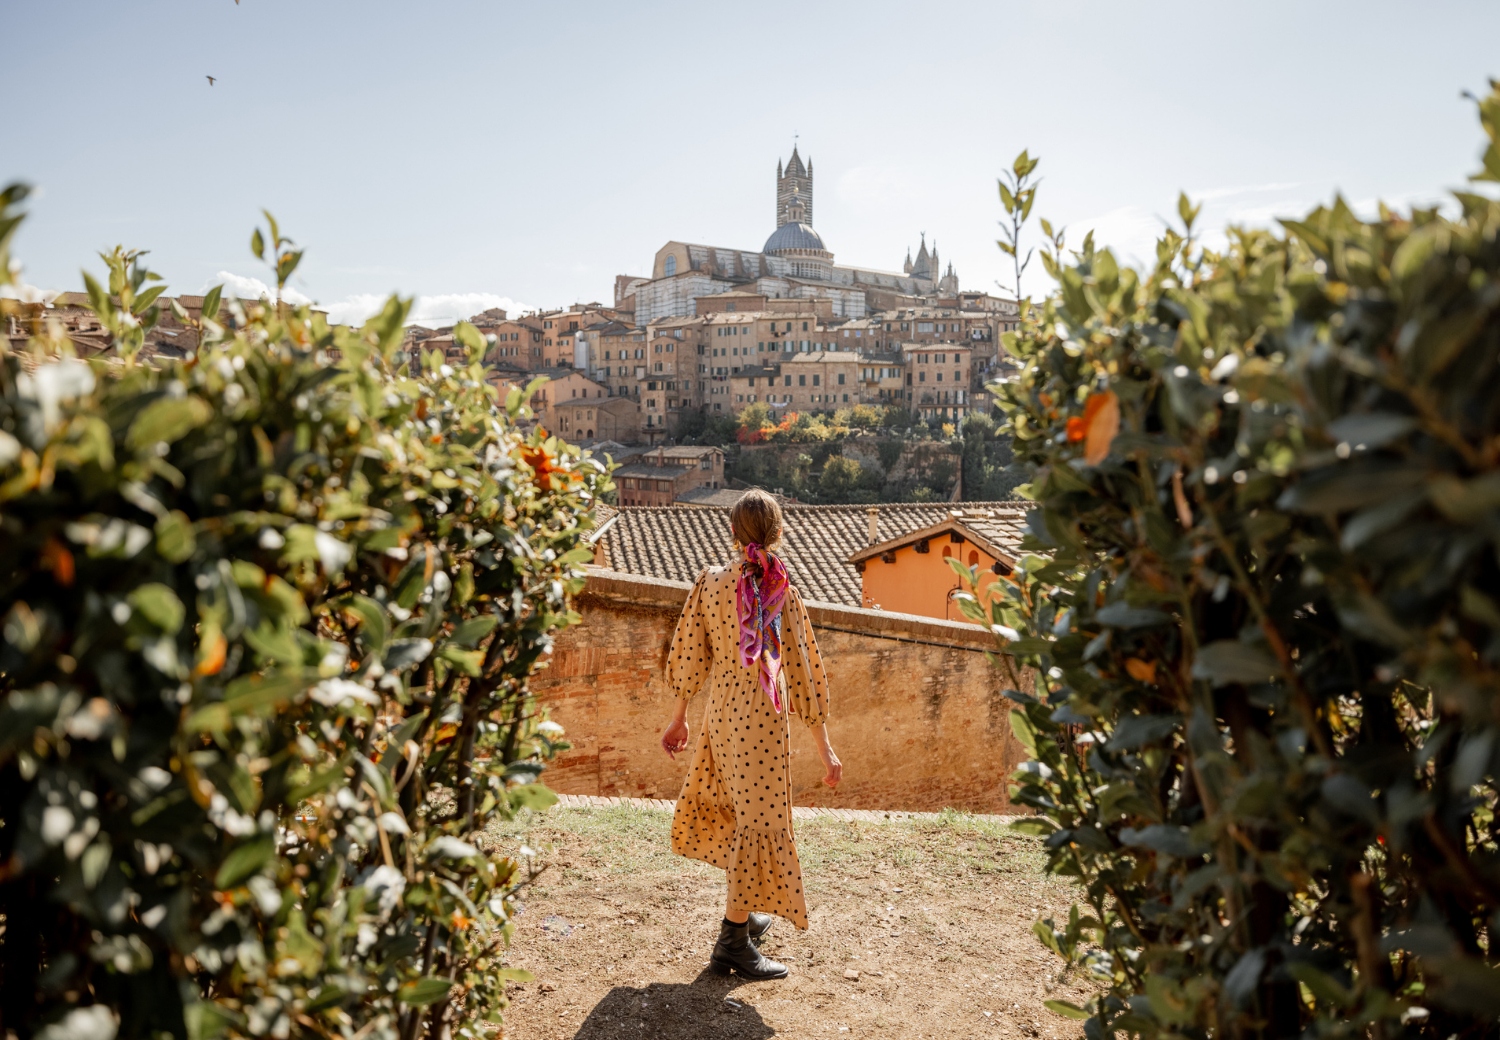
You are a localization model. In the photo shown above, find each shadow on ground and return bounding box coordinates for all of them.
[568,970,776,1039]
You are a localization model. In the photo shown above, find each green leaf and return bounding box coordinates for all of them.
[276,249,303,286]
[250,228,265,261]
[132,284,167,315]
[128,583,185,634]
[451,615,498,648]
[437,646,484,677]
[187,670,308,732]
[1044,999,1090,1021]
[508,783,558,812]
[1009,708,1037,755]
[453,321,486,359]
[1009,818,1057,837]
[344,594,390,652]
[214,834,274,889]
[1177,192,1201,230]
[397,977,453,1007]
[1120,824,1206,857]
[379,711,429,772]
[384,638,433,671]
[126,395,212,452]
[184,1000,244,1040]
[1428,471,1500,523]
[1094,602,1170,628]
[155,511,197,563]
[1190,641,1279,686]
[1032,919,1060,953]
[1106,713,1182,750]
[1324,412,1417,449]
[200,284,223,322]
[83,270,112,318]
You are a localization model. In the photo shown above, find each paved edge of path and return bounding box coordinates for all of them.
[551,792,1017,826]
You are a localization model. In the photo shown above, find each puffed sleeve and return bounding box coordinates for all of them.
[781,586,829,727]
[666,571,713,701]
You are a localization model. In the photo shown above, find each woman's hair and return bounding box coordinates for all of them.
[730,488,784,550]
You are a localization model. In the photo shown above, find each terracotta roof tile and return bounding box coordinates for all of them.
[598,501,1030,607]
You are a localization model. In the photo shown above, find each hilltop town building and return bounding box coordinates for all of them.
[618,148,964,326]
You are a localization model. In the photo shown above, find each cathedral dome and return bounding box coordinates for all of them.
[763,222,827,254]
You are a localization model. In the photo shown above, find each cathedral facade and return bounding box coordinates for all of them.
[618,148,961,326]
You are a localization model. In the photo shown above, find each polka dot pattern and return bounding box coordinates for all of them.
[666,561,831,931]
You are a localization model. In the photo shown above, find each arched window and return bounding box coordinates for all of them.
[664,255,677,277]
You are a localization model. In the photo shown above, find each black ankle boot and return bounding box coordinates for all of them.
[748,912,772,941]
[710,918,789,979]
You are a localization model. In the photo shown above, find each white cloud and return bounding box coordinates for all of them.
[403,292,533,327]
[0,282,61,304]
[213,270,313,307]
[207,275,530,329]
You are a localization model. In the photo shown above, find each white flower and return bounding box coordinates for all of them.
[536,721,565,737]
[314,531,353,574]
[309,679,380,709]
[37,1005,118,1040]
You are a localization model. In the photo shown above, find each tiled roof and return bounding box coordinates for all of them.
[675,487,745,507]
[850,507,1031,567]
[597,502,1030,608]
[625,445,720,460]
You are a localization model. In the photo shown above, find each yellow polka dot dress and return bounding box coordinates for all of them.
[667,562,830,930]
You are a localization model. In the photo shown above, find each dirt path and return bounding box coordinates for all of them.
[484,805,1091,1039]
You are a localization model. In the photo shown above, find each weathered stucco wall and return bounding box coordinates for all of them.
[531,568,1032,813]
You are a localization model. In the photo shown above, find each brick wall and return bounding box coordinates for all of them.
[531,569,1033,813]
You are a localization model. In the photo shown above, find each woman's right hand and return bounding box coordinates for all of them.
[817,739,843,789]
[661,717,690,760]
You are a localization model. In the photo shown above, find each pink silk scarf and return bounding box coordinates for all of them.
[736,543,790,712]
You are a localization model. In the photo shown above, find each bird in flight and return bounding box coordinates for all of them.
[206,75,216,85]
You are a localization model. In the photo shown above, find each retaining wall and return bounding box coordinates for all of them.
[531,568,1032,813]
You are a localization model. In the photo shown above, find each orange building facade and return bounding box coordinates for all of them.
[850,513,1021,622]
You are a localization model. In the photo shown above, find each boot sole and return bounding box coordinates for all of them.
[708,956,789,980]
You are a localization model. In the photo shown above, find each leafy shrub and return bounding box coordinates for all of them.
[0,200,608,1040]
[958,86,1500,1037]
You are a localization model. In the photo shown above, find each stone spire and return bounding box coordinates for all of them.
[776,145,814,228]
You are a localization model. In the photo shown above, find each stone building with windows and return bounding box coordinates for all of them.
[903,342,973,423]
[610,446,725,506]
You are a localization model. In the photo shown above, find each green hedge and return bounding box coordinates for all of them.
[0,200,608,1040]
[957,85,1500,1036]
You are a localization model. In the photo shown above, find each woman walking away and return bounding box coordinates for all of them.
[660,489,843,980]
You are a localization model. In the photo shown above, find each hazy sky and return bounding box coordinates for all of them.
[5,1,1498,324]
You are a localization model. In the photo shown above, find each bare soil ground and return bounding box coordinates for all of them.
[483,805,1091,1040]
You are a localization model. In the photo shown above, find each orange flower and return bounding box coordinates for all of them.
[196,632,228,676]
[1124,657,1157,684]
[1081,390,1120,466]
[42,538,75,586]
[521,445,561,491]
[1065,416,1086,442]
[450,909,474,931]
